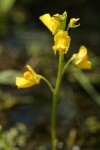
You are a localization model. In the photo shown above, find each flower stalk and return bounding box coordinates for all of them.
[39,75,54,93]
[51,54,64,150]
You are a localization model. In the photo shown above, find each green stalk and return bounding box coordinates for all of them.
[63,56,74,74]
[39,75,54,93]
[51,54,64,150]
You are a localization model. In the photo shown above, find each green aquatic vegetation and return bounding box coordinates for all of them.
[0,123,29,150]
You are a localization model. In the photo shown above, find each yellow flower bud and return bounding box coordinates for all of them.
[16,65,40,88]
[72,46,92,69]
[68,18,80,28]
[52,30,71,55]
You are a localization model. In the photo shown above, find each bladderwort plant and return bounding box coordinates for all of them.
[16,11,92,150]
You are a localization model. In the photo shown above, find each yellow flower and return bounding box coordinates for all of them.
[68,18,80,28]
[52,30,71,55]
[16,65,41,88]
[72,46,92,69]
[39,11,67,35]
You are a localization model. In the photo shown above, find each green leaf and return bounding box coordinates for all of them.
[0,0,16,15]
[0,69,22,85]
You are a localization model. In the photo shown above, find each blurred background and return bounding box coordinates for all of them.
[0,0,100,150]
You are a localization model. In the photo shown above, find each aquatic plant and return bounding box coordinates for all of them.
[16,11,92,150]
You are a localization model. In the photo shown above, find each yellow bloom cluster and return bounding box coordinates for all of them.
[40,11,70,55]
[16,11,92,89]
[40,11,91,69]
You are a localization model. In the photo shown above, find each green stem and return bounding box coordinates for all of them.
[39,75,54,93]
[63,57,74,74]
[51,54,64,150]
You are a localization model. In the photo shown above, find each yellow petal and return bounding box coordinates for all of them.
[16,65,41,89]
[76,60,92,69]
[39,14,52,32]
[52,30,71,55]
[16,77,35,88]
[78,45,87,57]
[26,65,36,74]
[72,45,92,69]
[76,46,88,64]
[39,14,60,35]
[39,12,68,35]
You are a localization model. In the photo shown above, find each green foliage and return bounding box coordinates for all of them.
[0,0,16,15]
[71,67,100,105]
[0,123,29,150]
[0,70,22,85]
[67,116,100,150]
[0,88,33,110]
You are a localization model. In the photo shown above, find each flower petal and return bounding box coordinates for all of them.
[72,46,92,69]
[78,46,87,57]
[16,65,41,89]
[75,60,92,69]
[39,14,52,32]
[39,12,67,35]
[16,77,35,88]
[26,65,36,75]
[52,30,71,55]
